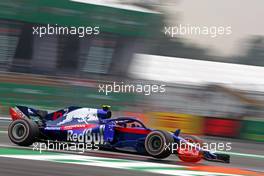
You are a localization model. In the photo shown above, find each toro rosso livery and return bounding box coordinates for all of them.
[8,105,230,163]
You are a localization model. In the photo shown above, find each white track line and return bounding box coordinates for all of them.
[0,117,11,120]
[0,154,241,176]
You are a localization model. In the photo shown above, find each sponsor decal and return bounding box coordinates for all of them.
[57,108,98,125]
[61,124,97,130]
[67,125,105,144]
[44,127,61,130]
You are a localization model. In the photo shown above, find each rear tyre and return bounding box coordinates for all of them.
[145,130,173,159]
[8,118,39,146]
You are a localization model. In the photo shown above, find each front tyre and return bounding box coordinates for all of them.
[8,118,39,146]
[145,130,173,159]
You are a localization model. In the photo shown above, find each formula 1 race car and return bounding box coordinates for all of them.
[8,105,230,163]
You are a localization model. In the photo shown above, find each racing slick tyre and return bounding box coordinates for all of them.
[8,118,39,146]
[177,135,203,163]
[145,130,174,159]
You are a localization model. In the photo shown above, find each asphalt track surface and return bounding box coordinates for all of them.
[0,119,263,176]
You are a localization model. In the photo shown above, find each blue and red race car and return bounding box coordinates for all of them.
[8,105,230,163]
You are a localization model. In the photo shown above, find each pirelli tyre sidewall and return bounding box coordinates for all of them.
[8,118,39,146]
[145,130,173,159]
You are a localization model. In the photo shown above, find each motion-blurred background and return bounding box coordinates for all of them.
[0,0,263,142]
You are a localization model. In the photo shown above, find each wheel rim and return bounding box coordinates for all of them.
[12,123,27,140]
[148,135,163,152]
